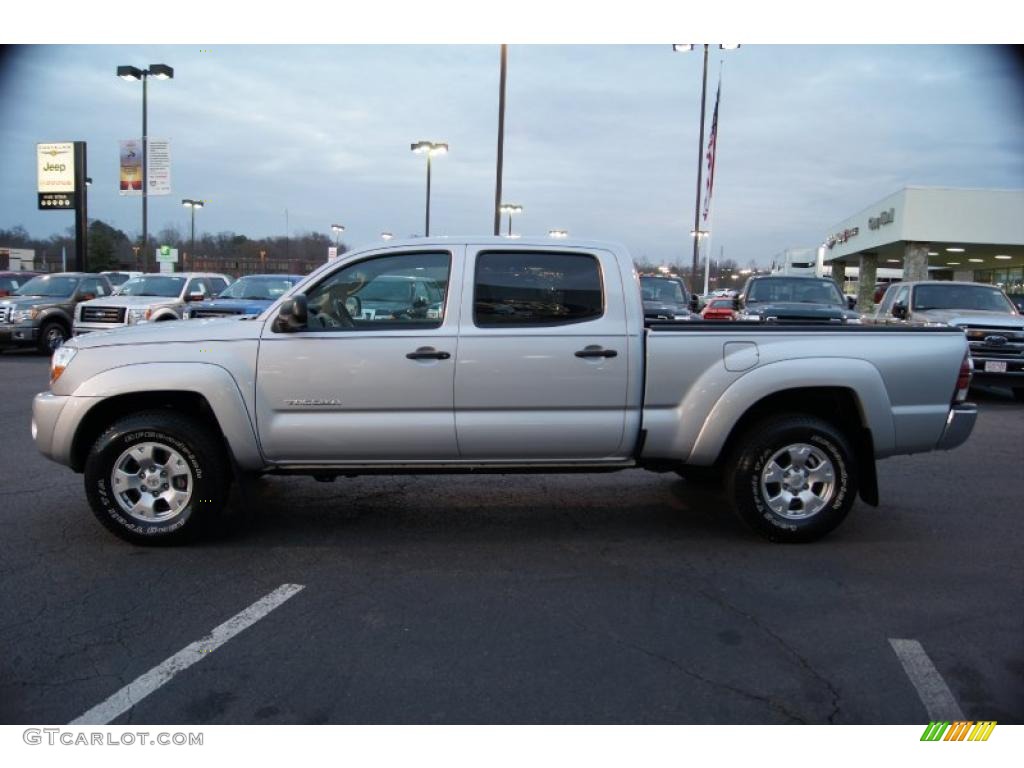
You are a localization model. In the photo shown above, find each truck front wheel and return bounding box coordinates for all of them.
[37,320,68,354]
[84,410,230,545]
[724,414,857,543]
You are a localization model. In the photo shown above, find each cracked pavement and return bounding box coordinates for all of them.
[0,350,1021,724]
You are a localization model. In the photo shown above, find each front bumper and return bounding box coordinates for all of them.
[935,403,977,451]
[32,391,69,462]
[0,323,39,347]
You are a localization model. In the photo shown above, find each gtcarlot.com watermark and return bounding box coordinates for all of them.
[23,728,203,747]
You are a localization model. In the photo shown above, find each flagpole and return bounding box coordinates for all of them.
[702,62,724,298]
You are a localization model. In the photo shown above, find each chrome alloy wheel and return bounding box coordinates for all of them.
[759,442,836,519]
[110,441,194,523]
[44,326,65,350]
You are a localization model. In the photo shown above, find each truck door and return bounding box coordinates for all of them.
[255,247,463,463]
[454,246,631,460]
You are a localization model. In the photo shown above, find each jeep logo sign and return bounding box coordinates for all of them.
[37,142,76,193]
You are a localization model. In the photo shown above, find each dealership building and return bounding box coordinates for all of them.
[822,187,1024,310]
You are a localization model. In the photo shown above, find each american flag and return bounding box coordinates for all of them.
[702,81,721,221]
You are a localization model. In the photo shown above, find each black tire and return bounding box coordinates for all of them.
[724,414,857,543]
[674,465,722,487]
[1012,388,1024,403]
[84,410,231,545]
[36,320,68,355]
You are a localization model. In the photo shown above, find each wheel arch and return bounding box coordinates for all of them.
[65,363,263,473]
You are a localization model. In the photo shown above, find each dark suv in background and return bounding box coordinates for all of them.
[639,274,695,320]
[735,275,862,323]
[0,272,113,353]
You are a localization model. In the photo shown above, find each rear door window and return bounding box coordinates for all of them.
[474,251,603,327]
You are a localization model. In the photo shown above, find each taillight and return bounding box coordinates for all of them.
[954,351,971,403]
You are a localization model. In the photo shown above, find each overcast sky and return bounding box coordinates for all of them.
[1,44,1022,267]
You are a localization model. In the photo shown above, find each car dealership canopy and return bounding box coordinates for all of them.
[823,187,1024,309]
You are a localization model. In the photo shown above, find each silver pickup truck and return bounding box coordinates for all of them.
[32,238,976,545]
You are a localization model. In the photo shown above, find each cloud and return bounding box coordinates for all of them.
[1,44,1021,265]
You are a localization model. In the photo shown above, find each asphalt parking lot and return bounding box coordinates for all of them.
[0,349,1021,725]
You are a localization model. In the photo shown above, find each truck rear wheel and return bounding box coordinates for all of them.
[84,410,230,545]
[724,414,857,543]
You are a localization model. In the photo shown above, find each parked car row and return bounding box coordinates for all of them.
[0,271,307,354]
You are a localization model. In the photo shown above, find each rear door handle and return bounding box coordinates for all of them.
[406,346,451,360]
[575,346,617,359]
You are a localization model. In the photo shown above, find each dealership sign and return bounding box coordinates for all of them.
[869,208,896,230]
[826,227,859,249]
[37,142,76,209]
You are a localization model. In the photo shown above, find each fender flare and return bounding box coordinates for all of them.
[61,361,263,470]
[686,357,896,465]
[148,308,180,321]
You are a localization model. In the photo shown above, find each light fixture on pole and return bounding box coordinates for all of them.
[331,224,345,247]
[381,232,394,240]
[548,229,569,239]
[182,198,204,267]
[117,63,174,272]
[410,141,448,237]
[672,44,738,283]
[499,203,523,236]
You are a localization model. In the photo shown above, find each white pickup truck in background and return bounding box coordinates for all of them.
[33,238,976,545]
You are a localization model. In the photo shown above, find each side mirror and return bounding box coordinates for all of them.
[187,292,206,302]
[80,293,96,301]
[847,296,857,310]
[273,294,308,333]
[892,301,908,320]
[732,296,741,311]
[689,295,699,312]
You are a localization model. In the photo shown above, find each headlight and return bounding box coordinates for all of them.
[11,307,39,322]
[737,312,762,322]
[673,313,692,321]
[50,345,77,384]
[845,317,863,325]
[127,308,151,324]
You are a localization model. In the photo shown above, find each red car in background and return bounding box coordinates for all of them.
[0,272,40,297]
[701,297,736,320]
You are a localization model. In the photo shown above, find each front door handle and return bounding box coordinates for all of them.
[574,346,617,359]
[406,346,451,361]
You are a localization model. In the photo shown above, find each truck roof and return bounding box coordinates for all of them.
[342,236,629,252]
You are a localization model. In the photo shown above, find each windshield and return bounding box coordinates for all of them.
[913,284,1016,313]
[640,277,685,304]
[13,275,78,298]
[218,276,298,300]
[117,275,187,298]
[747,278,844,305]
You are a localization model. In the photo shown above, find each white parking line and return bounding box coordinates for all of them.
[889,638,965,721]
[70,583,305,725]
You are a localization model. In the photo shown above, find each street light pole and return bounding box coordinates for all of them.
[426,152,432,237]
[411,141,448,237]
[117,64,173,272]
[499,204,522,237]
[493,44,508,236]
[182,199,204,268]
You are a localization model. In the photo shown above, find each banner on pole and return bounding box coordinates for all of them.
[147,139,172,196]
[119,139,142,195]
